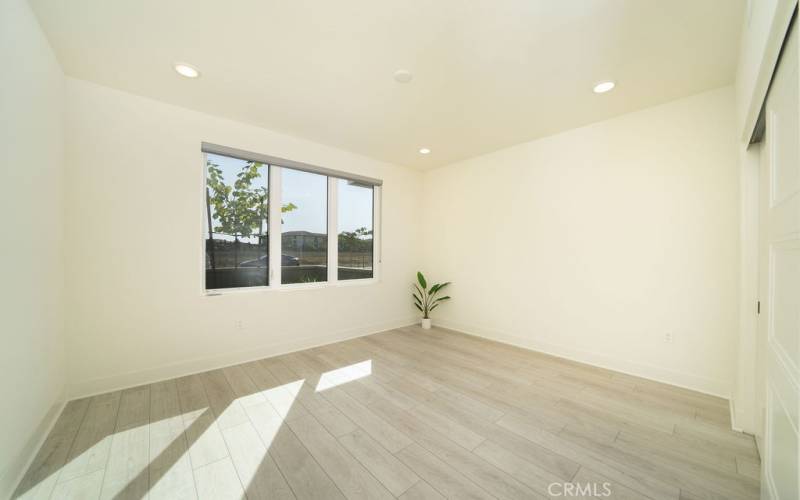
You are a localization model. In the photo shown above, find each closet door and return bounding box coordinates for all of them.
[761,18,800,500]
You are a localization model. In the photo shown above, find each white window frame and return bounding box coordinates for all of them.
[201,148,381,295]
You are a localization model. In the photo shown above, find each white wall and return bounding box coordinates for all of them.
[422,86,739,397]
[63,78,422,397]
[0,0,67,496]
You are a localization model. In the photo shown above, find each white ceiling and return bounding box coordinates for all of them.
[29,0,744,169]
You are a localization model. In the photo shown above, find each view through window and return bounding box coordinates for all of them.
[338,179,374,280]
[205,153,268,289]
[204,150,378,290]
[281,168,328,284]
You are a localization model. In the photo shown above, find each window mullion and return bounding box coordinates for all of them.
[373,186,381,281]
[268,165,282,286]
[327,176,338,283]
[202,152,209,291]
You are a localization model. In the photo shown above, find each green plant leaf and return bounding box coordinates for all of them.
[430,282,450,297]
[417,272,427,289]
[414,303,423,312]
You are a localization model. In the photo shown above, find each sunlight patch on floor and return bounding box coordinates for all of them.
[263,379,305,418]
[315,360,372,391]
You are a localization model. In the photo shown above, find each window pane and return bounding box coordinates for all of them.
[281,168,327,283]
[205,153,268,289]
[338,180,373,280]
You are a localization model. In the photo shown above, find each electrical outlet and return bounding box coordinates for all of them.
[235,320,244,330]
[664,332,674,344]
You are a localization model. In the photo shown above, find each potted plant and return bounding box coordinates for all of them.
[413,271,451,329]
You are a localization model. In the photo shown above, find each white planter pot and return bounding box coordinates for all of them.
[421,318,432,329]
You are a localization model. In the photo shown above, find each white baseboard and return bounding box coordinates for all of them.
[436,319,731,399]
[755,434,764,461]
[67,316,418,399]
[1,396,66,500]
[729,398,743,432]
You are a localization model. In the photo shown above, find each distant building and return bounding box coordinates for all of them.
[283,230,326,250]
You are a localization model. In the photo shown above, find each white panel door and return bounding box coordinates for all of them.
[761,19,800,500]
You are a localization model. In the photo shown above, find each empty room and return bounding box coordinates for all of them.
[2,0,799,499]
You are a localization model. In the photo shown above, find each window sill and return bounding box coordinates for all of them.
[204,277,379,296]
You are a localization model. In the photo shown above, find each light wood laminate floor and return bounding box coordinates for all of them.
[14,327,760,500]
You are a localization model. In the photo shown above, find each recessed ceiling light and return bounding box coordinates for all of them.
[394,70,413,83]
[174,63,200,78]
[593,81,615,94]
[419,148,431,155]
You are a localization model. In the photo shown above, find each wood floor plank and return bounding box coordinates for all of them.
[409,420,541,500]
[358,378,419,410]
[18,326,761,500]
[395,443,495,500]
[261,372,309,420]
[556,397,675,437]
[277,354,360,437]
[240,359,310,421]
[222,364,267,407]
[411,402,487,451]
[99,424,149,500]
[198,369,250,430]
[379,376,438,406]
[672,421,760,459]
[367,375,581,483]
[496,412,679,500]
[323,387,413,453]
[13,398,91,500]
[570,467,652,500]
[365,335,491,391]
[301,395,359,438]
[401,330,541,391]
[50,469,105,500]
[350,336,416,369]
[57,391,122,483]
[148,380,196,500]
[245,401,343,500]
[283,350,334,377]
[735,456,761,481]
[473,439,563,496]
[175,374,210,413]
[327,343,400,385]
[432,385,505,422]
[99,386,150,500]
[338,428,419,496]
[221,421,295,500]
[286,414,393,499]
[115,386,150,429]
[241,399,285,446]
[240,359,282,390]
[557,423,757,500]
[193,457,244,500]
[261,357,304,387]
[614,429,738,475]
[398,480,446,500]
[175,375,229,469]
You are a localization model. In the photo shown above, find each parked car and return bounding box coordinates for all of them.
[238,254,300,267]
